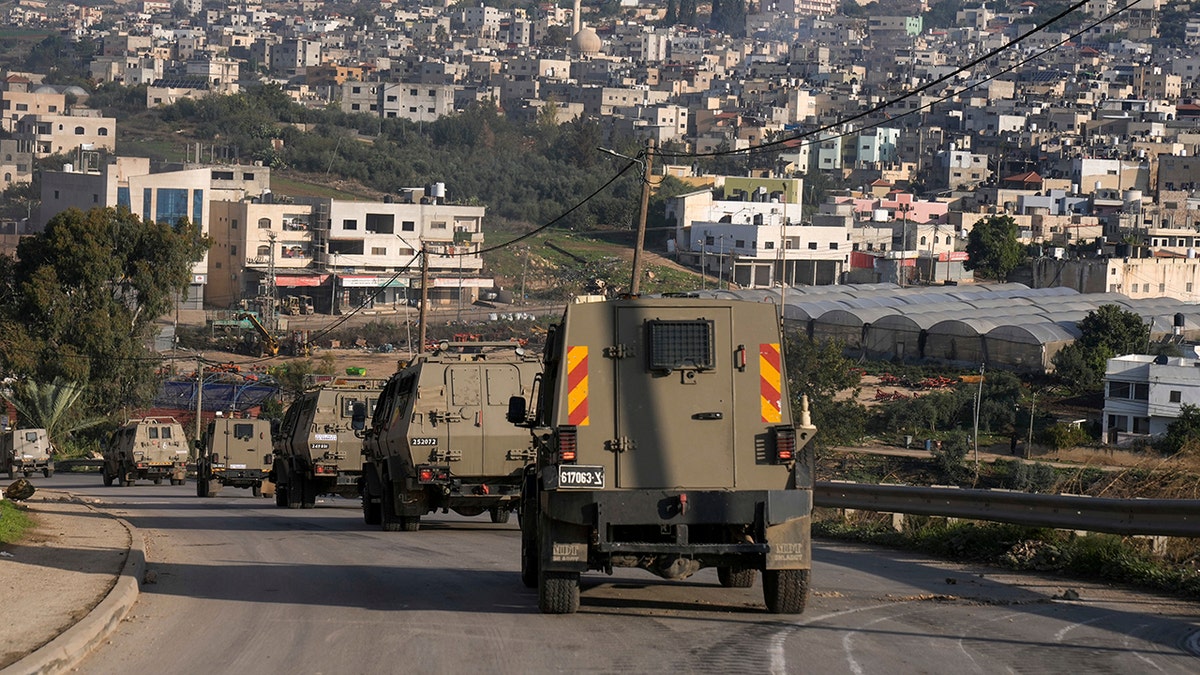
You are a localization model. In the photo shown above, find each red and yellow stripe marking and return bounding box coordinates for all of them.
[567,345,590,426]
[760,343,782,423]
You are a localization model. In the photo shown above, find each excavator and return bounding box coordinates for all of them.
[236,312,281,356]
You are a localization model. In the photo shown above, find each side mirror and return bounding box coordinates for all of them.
[351,402,367,431]
[506,396,528,425]
[211,453,220,464]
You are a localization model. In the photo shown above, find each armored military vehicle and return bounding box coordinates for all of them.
[0,428,54,479]
[359,341,541,531]
[195,416,274,498]
[271,376,384,509]
[102,417,189,487]
[507,296,817,614]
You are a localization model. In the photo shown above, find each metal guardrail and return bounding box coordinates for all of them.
[814,481,1200,537]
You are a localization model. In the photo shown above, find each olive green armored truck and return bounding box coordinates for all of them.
[271,377,384,509]
[1,428,54,479]
[102,417,189,486]
[507,296,817,614]
[359,342,542,531]
[196,416,274,498]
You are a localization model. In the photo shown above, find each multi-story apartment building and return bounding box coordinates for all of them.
[208,197,317,309]
[15,111,116,157]
[340,82,458,122]
[0,139,33,190]
[1102,353,1200,445]
[0,75,67,133]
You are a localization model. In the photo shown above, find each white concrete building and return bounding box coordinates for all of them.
[1102,353,1200,445]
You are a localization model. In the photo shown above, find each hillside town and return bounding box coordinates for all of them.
[0,1,1199,443]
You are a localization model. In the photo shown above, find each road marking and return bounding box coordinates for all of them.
[767,602,899,675]
[1053,615,1107,643]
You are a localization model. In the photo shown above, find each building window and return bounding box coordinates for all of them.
[1132,417,1150,434]
[98,128,109,136]
[764,241,774,249]
[343,219,357,230]
[257,245,270,256]
[230,245,238,256]
[231,219,238,229]
[1109,381,1130,398]
[371,247,386,255]
[156,188,189,225]
[829,242,838,249]
[1170,390,1182,403]
[365,213,395,233]
[258,217,271,229]
[808,242,817,250]
[74,126,85,134]
[402,220,415,231]
[431,221,447,230]
[1133,383,1149,401]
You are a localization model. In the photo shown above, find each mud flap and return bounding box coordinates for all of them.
[539,511,590,573]
[763,515,811,570]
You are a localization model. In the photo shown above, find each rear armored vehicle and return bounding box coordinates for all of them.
[196,416,273,497]
[102,417,189,486]
[508,296,816,614]
[271,376,384,508]
[1,428,54,479]
[359,341,541,531]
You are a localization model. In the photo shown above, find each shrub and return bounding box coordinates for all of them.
[1040,422,1091,450]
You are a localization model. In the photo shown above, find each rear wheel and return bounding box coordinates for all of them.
[489,506,511,524]
[153,476,163,485]
[43,466,54,478]
[520,532,538,588]
[299,475,316,509]
[362,490,381,525]
[285,477,302,509]
[275,484,288,508]
[538,569,580,614]
[718,566,757,588]
[197,474,210,497]
[762,569,809,614]
[102,471,113,487]
[251,484,262,498]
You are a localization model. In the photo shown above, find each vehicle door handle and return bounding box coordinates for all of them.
[692,412,723,420]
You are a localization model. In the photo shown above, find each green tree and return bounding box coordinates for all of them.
[0,378,104,456]
[0,207,209,415]
[1155,404,1200,456]
[965,214,1025,280]
[1052,304,1150,392]
[784,330,867,446]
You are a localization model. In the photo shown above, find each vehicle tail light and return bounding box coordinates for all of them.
[557,426,577,463]
[417,465,449,484]
[774,426,796,463]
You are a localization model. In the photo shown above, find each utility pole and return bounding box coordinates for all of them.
[973,363,985,485]
[519,245,529,305]
[194,357,203,459]
[629,138,655,295]
[266,232,278,331]
[418,245,430,353]
[1026,390,1037,458]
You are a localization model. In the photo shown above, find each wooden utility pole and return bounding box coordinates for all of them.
[629,138,655,296]
[417,246,430,353]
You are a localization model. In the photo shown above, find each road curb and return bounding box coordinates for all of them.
[1,497,144,675]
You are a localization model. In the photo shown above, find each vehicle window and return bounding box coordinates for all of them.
[234,423,254,439]
[148,427,159,439]
[161,426,173,439]
[647,320,714,371]
[342,397,358,417]
[24,431,38,442]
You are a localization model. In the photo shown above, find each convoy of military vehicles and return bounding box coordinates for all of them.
[51,294,813,615]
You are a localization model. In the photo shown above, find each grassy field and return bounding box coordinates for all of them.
[270,173,376,200]
[0,499,33,545]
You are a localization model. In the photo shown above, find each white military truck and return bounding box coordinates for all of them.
[196,416,274,497]
[103,417,189,486]
[0,428,54,479]
[508,296,817,614]
[358,341,541,531]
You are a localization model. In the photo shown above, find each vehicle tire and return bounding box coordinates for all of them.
[24,471,32,478]
[43,467,54,478]
[197,475,209,497]
[380,486,409,531]
[299,475,316,509]
[537,569,580,614]
[285,478,302,509]
[275,485,288,508]
[520,531,538,589]
[762,569,809,614]
[718,566,757,588]
[362,490,382,526]
[399,516,420,532]
[252,484,262,498]
[102,471,113,487]
[153,476,163,485]
[489,506,511,524]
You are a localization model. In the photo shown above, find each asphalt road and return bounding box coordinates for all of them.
[39,473,1200,674]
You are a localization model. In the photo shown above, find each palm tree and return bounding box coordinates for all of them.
[1,378,104,455]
